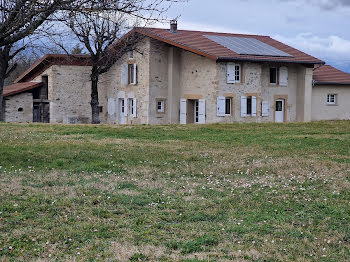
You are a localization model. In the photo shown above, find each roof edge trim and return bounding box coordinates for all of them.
[217,57,325,65]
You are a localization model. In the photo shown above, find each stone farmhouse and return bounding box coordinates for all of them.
[3,23,350,124]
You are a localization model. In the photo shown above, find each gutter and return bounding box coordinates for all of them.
[313,82,350,86]
[217,57,325,65]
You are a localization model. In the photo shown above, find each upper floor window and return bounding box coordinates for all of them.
[270,67,278,84]
[227,63,241,84]
[128,64,137,85]
[269,66,288,86]
[129,50,134,59]
[327,94,337,105]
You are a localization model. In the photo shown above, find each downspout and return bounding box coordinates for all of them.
[313,64,324,71]
[312,63,325,87]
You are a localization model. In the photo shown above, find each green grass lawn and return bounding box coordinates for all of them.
[0,121,349,261]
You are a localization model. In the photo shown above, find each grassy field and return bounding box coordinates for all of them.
[0,121,349,261]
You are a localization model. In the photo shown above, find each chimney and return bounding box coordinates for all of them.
[170,20,178,33]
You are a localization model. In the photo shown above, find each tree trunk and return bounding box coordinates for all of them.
[0,76,4,122]
[0,47,10,122]
[90,66,100,124]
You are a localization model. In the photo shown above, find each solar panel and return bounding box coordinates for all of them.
[205,35,292,57]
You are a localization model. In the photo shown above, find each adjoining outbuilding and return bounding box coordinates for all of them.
[312,65,350,121]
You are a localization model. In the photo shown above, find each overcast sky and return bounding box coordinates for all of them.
[157,0,350,72]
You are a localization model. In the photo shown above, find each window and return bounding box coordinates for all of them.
[129,50,134,59]
[18,107,23,112]
[194,100,199,123]
[225,98,231,115]
[98,106,103,113]
[241,96,257,117]
[128,64,137,85]
[128,98,134,115]
[327,94,337,105]
[235,65,241,82]
[227,63,241,84]
[121,99,125,113]
[247,96,252,115]
[270,67,277,84]
[157,100,165,113]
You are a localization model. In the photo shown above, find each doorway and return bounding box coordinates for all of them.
[186,99,199,124]
[119,98,126,124]
[33,102,50,123]
[194,100,199,124]
[275,99,284,123]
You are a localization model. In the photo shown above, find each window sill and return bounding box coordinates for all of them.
[227,82,243,85]
[327,104,338,106]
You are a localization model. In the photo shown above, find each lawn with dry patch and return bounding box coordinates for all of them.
[0,121,349,261]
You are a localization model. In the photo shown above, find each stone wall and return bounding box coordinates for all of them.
[312,85,350,120]
[32,65,94,124]
[148,38,170,124]
[102,37,151,125]
[4,92,33,122]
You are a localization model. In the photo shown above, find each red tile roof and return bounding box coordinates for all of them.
[15,54,91,83]
[313,65,350,85]
[136,28,325,64]
[3,82,43,97]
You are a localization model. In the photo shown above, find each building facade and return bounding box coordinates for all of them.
[3,26,350,124]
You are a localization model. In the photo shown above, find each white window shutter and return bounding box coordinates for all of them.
[227,63,235,84]
[133,64,137,84]
[198,99,206,124]
[217,96,226,116]
[279,66,288,86]
[107,98,115,116]
[262,101,270,117]
[252,96,257,117]
[241,96,247,117]
[124,98,128,117]
[121,64,128,86]
[133,98,137,118]
[180,99,187,124]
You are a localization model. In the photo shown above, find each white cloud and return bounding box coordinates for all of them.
[155,19,350,72]
[274,33,350,68]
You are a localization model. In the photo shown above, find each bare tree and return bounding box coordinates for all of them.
[0,0,129,121]
[62,0,184,124]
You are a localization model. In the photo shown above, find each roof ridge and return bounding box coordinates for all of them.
[140,27,270,37]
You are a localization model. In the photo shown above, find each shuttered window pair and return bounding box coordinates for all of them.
[227,63,241,84]
[121,64,137,85]
[217,96,232,116]
[240,96,257,117]
[270,66,288,86]
[119,98,138,118]
[107,98,137,118]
